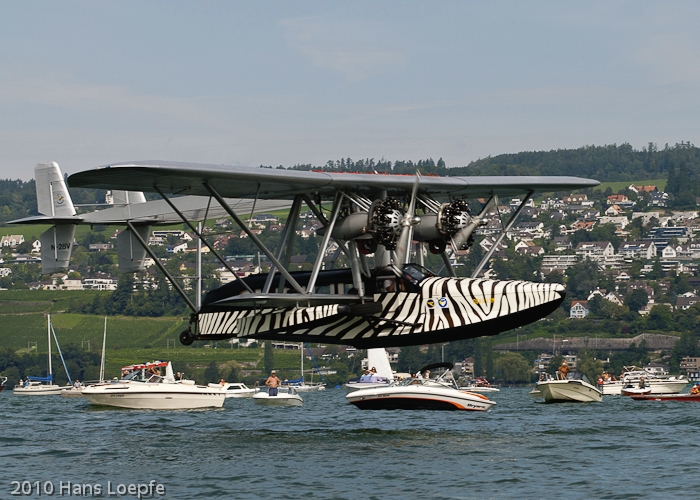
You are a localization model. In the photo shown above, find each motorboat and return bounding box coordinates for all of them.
[460,377,500,393]
[346,363,496,411]
[620,383,651,397]
[345,348,394,391]
[252,387,303,406]
[61,384,86,398]
[631,392,700,402]
[207,382,259,398]
[14,315,67,396]
[531,372,602,403]
[0,376,7,393]
[82,361,225,409]
[599,366,688,395]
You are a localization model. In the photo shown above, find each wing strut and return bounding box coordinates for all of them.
[153,186,254,294]
[263,195,303,293]
[203,182,306,295]
[471,191,534,278]
[306,191,343,293]
[125,221,197,312]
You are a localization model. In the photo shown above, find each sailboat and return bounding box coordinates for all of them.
[345,348,394,391]
[282,343,326,392]
[14,315,67,395]
[62,317,109,398]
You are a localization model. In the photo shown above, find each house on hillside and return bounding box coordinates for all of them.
[575,241,615,262]
[570,300,590,319]
[618,240,657,259]
[1,235,24,247]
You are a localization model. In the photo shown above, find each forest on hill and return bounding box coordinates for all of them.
[2,142,700,224]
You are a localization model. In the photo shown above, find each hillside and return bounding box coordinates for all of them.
[4,142,700,225]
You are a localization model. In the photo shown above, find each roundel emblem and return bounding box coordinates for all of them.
[55,194,65,205]
[438,298,448,308]
[426,299,435,308]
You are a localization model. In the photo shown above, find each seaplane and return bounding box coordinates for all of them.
[13,160,599,349]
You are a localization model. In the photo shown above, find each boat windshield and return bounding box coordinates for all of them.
[121,370,165,382]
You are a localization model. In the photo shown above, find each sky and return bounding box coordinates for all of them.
[1,1,700,181]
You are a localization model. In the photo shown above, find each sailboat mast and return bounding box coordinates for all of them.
[47,314,53,379]
[300,342,303,381]
[99,316,107,383]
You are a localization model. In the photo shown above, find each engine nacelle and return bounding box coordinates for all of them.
[330,212,370,241]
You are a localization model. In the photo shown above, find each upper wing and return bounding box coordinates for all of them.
[67,160,600,199]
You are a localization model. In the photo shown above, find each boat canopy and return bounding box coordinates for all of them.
[27,375,53,382]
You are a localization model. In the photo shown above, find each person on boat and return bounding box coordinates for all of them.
[18,378,23,387]
[557,361,570,380]
[266,370,281,396]
[73,380,81,389]
[410,373,421,385]
[219,379,226,386]
[176,372,183,381]
[359,370,372,382]
[638,377,646,389]
[691,384,700,396]
[423,370,431,380]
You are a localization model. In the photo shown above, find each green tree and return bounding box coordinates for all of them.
[204,361,220,383]
[625,289,649,312]
[576,349,604,383]
[495,352,531,383]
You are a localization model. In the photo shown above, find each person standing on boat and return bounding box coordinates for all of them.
[557,361,570,380]
[266,370,281,396]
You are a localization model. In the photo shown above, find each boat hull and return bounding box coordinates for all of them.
[601,379,688,395]
[13,385,65,396]
[252,393,303,406]
[61,388,85,398]
[346,387,495,411]
[459,386,500,393]
[535,380,602,403]
[631,393,700,402]
[345,382,392,391]
[83,387,225,409]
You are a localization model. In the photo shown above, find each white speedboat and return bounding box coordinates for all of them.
[345,348,394,391]
[82,361,225,410]
[252,387,303,406]
[347,363,496,411]
[61,386,85,398]
[620,384,651,397]
[600,366,687,395]
[208,382,259,398]
[460,377,500,393]
[532,373,602,403]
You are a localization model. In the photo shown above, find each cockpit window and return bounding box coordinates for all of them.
[402,264,434,285]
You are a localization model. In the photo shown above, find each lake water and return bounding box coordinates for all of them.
[2,387,697,499]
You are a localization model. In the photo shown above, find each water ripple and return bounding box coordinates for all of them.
[2,388,699,499]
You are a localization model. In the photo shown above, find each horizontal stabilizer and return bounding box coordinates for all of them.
[117,225,152,273]
[40,225,77,274]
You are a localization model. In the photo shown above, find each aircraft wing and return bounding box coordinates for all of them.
[8,196,292,226]
[67,160,600,199]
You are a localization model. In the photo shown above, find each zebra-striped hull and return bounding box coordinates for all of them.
[193,277,565,348]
